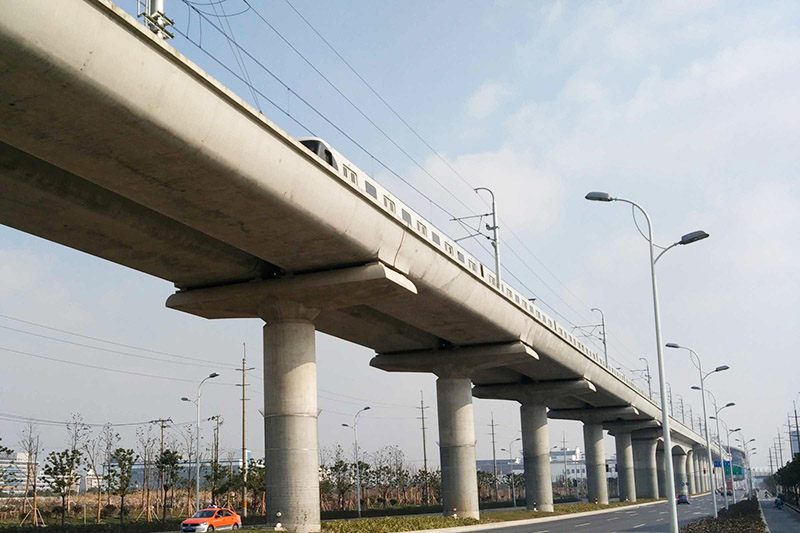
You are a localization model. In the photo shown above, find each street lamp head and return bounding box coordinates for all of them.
[363,406,371,411]
[731,427,741,432]
[181,397,191,402]
[341,423,350,428]
[709,416,717,420]
[724,402,735,408]
[585,191,613,202]
[208,372,220,378]
[665,343,681,349]
[691,386,701,391]
[714,365,730,373]
[679,230,709,245]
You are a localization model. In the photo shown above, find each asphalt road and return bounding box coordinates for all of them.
[759,494,800,532]
[469,494,717,532]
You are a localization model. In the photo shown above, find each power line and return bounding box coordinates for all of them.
[0,314,222,366]
[0,412,194,429]
[0,345,239,386]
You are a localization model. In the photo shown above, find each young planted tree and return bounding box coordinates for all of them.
[180,425,197,513]
[371,447,393,508]
[106,448,138,522]
[328,445,354,510]
[156,449,181,522]
[18,424,44,526]
[43,449,82,525]
[137,426,158,521]
[0,438,12,495]
[65,413,89,513]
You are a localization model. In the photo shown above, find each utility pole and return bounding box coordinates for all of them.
[489,413,499,501]
[475,187,500,288]
[208,415,222,505]
[777,430,784,467]
[591,308,608,367]
[638,358,652,399]
[688,406,694,431]
[417,391,430,505]
[236,344,255,517]
[667,383,674,417]
[794,401,800,458]
[562,433,569,497]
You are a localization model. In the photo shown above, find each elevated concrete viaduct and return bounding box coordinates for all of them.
[0,1,713,530]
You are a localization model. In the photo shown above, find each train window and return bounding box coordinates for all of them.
[416,221,427,236]
[489,275,495,286]
[324,150,338,170]
[457,251,465,263]
[445,242,454,255]
[343,166,357,184]
[515,294,520,303]
[401,209,412,224]
[431,232,441,245]
[365,181,377,199]
[507,288,512,297]
[383,196,396,213]
[468,260,477,272]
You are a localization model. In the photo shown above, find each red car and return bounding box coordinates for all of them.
[181,508,241,532]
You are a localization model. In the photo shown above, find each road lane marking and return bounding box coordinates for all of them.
[632,524,646,529]
[574,523,591,528]
[607,517,619,521]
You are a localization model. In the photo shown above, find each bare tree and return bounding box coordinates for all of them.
[18,423,44,526]
[84,424,113,524]
[102,425,121,506]
[180,425,197,513]
[65,413,89,513]
[136,425,158,521]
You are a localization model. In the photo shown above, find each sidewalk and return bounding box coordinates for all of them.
[759,496,800,532]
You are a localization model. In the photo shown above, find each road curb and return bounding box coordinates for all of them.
[758,499,771,533]
[400,499,667,533]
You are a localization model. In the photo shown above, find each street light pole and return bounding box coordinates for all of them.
[668,343,728,518]
[501,438,521,507]
[475,187,500,288]
[707,394,734,510]
[342,407,370,518]
[586,191,709,533]
[181,372,219,514]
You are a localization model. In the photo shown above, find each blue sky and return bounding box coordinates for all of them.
[2,0,799,470]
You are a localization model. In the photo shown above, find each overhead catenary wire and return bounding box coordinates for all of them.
[0,412,194,429]
[273,1,648,371]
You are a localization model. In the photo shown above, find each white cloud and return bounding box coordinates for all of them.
[465,82,513,118]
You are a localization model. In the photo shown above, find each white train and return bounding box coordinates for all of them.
[297,137,649,400]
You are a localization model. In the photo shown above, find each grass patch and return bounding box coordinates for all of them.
[681,498,767,533]
[317,499,659,532]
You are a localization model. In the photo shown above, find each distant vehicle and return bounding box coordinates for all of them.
[726,489,733,496]
[677,494,690,505]
[181,508,241,532]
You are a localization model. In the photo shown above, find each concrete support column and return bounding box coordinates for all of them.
[615,432,636,502]
[673,453,688,497]
[520,403,553,512]
[656,450,666,498]
[583,422,608,504]
[437,376,480,519]
[686,450,696,495]
[260,301,321,533]
[632,438,658,499]
[695,452,703,493]
[701,455,708,492]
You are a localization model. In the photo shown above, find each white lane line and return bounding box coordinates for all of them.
[607,517,619,521]
[632,524,646,529]
[574,523,591,528]
[656,518,664,521]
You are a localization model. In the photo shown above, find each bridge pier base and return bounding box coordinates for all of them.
[673,451,688,496]
[583,422,609,504]
[632,436,658,499]
[686,449,696,495]
[520,403,553,511]
[437,376,480,519]
[615,432,636,502]
[260,301,321,533]
[656,449,667,498]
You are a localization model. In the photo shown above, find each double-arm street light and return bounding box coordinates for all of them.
[181,372,220,513]
[586,191,709,533]
[500,438,522,508]
[701,389,734,510]
[710,416,740,504]
[342,406,370,518]
[667,343,728,518]
[736,434,756,496]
